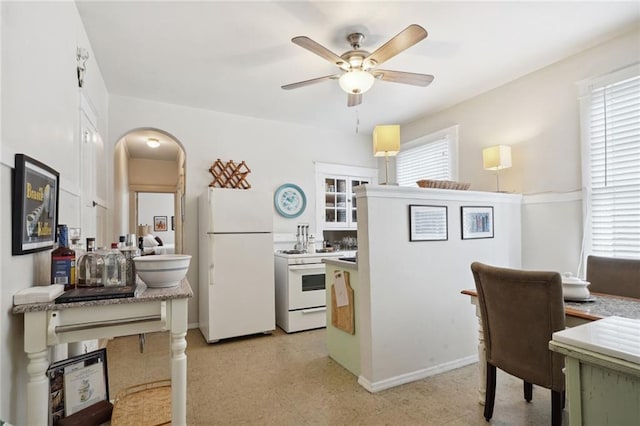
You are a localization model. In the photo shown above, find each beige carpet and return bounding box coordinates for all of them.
[106,327,566,425]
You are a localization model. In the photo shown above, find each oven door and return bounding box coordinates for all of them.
[287,263,326,310]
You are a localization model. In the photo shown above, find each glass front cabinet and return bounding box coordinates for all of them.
[316,163,378,231]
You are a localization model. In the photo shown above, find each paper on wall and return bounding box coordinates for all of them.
[333,270,349,307]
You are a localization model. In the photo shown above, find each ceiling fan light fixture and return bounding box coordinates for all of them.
[147,137,160,148]
[339,70,374,95]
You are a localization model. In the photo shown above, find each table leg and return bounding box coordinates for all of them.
[26,349,49,425]
[24,310,49,426]
[475,305,486,405]
[170,299,188,426]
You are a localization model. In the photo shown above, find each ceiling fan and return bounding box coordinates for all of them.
[281,24,434,107]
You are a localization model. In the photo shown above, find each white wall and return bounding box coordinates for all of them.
[113,139,130,237]
[0,2,109,423]
[138,192,175,245]
[108,95,377,326]
[402,28,640,275]
[356,186,522,391]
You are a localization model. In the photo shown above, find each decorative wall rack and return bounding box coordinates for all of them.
[208,159,251,189]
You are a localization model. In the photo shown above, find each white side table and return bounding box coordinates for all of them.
[550,316,640,426]
[13,280,192,426]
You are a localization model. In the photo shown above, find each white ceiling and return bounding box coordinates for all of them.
[77,0,640,143]
[122,130,181,161]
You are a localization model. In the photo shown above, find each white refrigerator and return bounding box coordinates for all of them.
[198,188,275,342]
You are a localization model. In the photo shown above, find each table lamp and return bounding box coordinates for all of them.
[483,145,512,192]
[373,125,401,185]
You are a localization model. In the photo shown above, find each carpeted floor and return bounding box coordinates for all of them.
[106,327,567,425]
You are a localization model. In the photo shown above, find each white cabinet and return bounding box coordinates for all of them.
[315,163,377,232]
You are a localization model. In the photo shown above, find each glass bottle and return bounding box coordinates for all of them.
[120,234,139,286]
[104,243,127,287]
[51,224,76,289]
[77,237,105,287]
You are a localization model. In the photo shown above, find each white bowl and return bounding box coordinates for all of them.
[561,272,591,300]
[133,254,192,288]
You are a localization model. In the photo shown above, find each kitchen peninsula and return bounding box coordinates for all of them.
[13,279,192,426]
[327,184,522,392]
[325,257,360,376]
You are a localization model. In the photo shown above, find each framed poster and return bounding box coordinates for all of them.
[12,154,60,255]
[171,215,175,230]
[47,349,109,425]
[154,216,167,232]
[409,205,448,241]
[461,206,494,239]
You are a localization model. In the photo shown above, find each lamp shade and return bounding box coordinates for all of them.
[339,70,375,94]
[373,125,401,157]
[482,145,512,170]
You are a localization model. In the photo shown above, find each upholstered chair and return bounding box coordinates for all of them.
[470,262,565,426]
[586,255,640,298]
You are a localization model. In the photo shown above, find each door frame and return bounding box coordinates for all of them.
[129,184,183,254]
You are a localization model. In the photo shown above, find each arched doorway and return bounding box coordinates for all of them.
[113,128,186,253]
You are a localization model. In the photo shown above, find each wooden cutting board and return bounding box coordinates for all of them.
[331,271,355,334]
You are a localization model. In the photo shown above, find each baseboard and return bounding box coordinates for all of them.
[188,322,200,330]
[357,354,478,393]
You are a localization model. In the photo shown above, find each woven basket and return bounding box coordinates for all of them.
[111,380,171,426]
[416,179,471,190]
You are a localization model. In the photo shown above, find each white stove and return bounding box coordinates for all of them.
[274,250,346,332]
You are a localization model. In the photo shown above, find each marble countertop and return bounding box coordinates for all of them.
[13,278,193,314]
[564,292,640,321]
[552,316,640,364]
[323,258,358,269]
[462,289,640,321]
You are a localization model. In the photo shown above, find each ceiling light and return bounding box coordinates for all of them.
[147,138,160,148]
[338,70,375,95]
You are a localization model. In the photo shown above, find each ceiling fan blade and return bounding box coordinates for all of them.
[292,36,346,67]
[365,24,428,66]
[281,74,339,90]
[347,93,362,107]
[374,70,434,86]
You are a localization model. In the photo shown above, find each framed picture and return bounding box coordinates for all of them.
[47,349,109,425]
[12,154,60,255]
[409,204,448,241]
[461,206,494,239]
[171,215,175,231]
[154,216,167,232]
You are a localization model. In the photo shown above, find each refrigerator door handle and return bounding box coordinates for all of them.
[301,307,326,314]
[208,234,215,285]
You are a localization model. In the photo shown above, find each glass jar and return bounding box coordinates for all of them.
[77,237,105,287]
[104,243,127,286]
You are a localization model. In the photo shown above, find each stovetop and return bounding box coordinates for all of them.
[275,249,343,258]
[274,249,354,264]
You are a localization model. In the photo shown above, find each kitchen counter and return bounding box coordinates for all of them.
[325,260,360,376]
[13,279,192,426]
[323,257,358,269]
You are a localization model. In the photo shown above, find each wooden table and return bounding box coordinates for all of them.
[13,279,192,426]
[461,289,640,404]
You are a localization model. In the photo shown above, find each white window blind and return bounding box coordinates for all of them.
[396,126,458,187]
[583,66,640,258]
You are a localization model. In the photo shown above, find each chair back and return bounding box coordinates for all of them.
[586,255,640,298]
[471,262,565,392]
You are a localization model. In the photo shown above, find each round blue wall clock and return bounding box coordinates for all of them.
[274,183,306,218]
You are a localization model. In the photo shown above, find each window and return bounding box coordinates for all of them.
[396,125,458,187]
[580,64,640,258]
